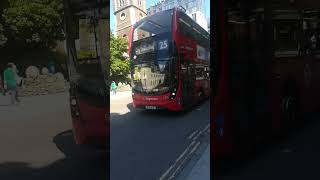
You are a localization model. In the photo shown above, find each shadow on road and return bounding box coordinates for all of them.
[0,130,108,180]
[53,130,107,157]
[213,113,320,180]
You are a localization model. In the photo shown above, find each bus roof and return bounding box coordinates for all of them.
[133,8,174,29]
[133,8,209,38]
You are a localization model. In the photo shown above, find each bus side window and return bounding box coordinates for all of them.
[195,67,201,79]
[303,11,320,55]
[273,14,301,58]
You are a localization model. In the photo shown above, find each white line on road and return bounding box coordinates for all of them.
[159,123,210,180]
[188,130,199,140]
[169,142,201,180]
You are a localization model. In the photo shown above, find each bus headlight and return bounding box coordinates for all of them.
[169,89,177,100]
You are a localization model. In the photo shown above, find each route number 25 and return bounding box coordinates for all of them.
[158,40,168,50]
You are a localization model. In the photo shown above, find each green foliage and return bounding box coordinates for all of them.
[0,0,68,78]
[110,32,130,82]
[110,32,128,60]
[2,0,64,48]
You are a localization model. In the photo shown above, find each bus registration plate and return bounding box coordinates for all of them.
[145,106,156,110]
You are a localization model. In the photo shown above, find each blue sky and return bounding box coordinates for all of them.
[110,0,210,33]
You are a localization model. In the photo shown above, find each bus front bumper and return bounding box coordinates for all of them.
[132,92,183,111]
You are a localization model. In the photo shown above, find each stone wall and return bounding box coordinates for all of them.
[18,66,69,97]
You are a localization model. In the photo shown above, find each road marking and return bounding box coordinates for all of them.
[159,123,209,180]
[192,130,203,141]
[168,142,201,180]
[190,142,201,155]
[159,165,175,180]
[176,141,196,163]
[187,130,199,140]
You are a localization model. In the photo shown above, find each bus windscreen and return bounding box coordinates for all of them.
[133,9,173,42]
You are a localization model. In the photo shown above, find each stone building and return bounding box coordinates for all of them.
[113,0,147,40]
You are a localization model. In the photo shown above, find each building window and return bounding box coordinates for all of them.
[137,0,142,6]
[120,12,126,21]
[119,0,125,7]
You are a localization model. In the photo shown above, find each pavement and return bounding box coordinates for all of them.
[0,92,107,180]
[215,114,320,180]
[110,90,132,99]
[184,145,210,180]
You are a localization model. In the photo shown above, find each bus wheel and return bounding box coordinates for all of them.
[281,95,298,129]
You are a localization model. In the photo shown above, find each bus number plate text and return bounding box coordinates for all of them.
[145,106,156,110]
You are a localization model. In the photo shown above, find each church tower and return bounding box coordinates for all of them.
[113,0,147,40]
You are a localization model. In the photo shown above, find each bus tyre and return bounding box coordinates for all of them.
[281,94,299,129]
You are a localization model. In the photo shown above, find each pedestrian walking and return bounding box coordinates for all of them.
[111,81,117,95]
[3,63,20,104]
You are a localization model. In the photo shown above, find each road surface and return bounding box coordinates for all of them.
[0,93,107,180]
[214,114,320,180]
[110,91,210,180]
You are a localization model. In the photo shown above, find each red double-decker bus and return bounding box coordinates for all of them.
[212,0,320,157]
[128,8,210,111]
[64,0,109,149]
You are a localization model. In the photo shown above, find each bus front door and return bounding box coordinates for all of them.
[181,58,193,108]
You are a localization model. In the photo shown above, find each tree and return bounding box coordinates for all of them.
[110,32,130,83]
[0,1,8,47]
[0,23,7,46]
[2,0,64,49]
